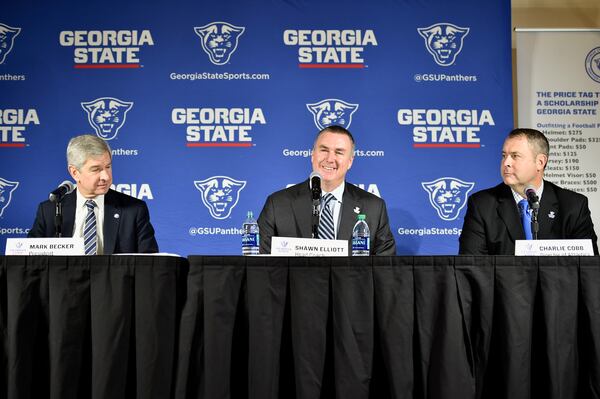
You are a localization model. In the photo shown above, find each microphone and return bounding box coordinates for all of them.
[524,185,540,210]
[49,180,75,202]
[309,172,322,201]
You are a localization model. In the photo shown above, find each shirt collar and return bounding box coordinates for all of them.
[511,180,544,204]
[76,188,105,209]
[323,181,345,203]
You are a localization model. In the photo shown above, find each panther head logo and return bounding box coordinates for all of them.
[0,23,21,64]
[194,22,245,65]
[306,99,359,130]
[81,97,133,141]
[0,178,19,217]
[194,176,246,220]
[422,177,474,221]
[417,23,470,66]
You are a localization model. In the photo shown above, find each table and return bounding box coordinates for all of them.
[177,256,600,399]
[0,255,187,399]
[2,256,599,399]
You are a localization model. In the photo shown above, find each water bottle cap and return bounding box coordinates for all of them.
[357,214,366,220]
[247,210,253,218]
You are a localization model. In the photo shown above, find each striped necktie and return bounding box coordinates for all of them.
[318,193,336,240]
[84,200,97,255]
[518,199,533,240]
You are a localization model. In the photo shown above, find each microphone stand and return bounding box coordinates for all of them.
[55,200,63,238]
[531,205,539,240]
[309,174,322,238]
[312,197,320,238]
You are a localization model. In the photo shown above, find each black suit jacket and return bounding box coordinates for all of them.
[459,181,598,255]
[28,189,159,254]
[258,180,396,255]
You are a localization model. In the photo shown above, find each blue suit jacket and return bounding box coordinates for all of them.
[28,189,159,254]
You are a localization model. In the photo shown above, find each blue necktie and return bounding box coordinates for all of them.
[518,199,533,240]
[318,193,336,240]
[84,200,97,255]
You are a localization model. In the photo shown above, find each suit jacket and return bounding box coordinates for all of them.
[28,189,159,254]
[459,181,598,255]
[258,180,396,255]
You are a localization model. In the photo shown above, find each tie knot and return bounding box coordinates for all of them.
[85,200,96,210]
[518,198,528,209]
[322,193,335,207]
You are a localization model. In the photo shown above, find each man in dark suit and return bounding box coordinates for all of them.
[28,134,158,254]
[459,128,598,255]
[258,125,396,255]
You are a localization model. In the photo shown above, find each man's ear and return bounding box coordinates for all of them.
[536,153,548,171]
[68,165,79,181]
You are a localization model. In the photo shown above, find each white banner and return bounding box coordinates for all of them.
[515,239,594,256]
[517,29,600,232]
[271,236,348,256]
[5,237,84,256]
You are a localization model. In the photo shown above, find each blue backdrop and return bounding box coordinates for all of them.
[0,0,513,255]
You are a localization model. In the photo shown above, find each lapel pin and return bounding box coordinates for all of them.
[354,207,360,214]
[114,213,120,219]
[548,211,555,219]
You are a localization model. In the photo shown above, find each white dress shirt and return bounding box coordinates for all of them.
[73,190,105,255]
[511,181,544,206]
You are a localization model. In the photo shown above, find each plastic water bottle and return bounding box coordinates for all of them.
[242,211,260,255]
[352,214,370,256]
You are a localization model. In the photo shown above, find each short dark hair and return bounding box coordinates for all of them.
[313,125,356,152]
[507,128,549,158]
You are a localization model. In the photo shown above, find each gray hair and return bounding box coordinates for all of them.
[66,135,112,170]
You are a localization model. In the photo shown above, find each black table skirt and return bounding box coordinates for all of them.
[0,255,188,399]
[1,256,599,399]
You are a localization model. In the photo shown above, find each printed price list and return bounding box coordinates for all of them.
[535,90,600,195]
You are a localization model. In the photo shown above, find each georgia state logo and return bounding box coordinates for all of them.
[194,22,245,65]
[585,47,600,83]
[194,176,246,220]
[417,23,470,67]
[0,178,19,217]
[422,177,474,221]
[0,23,21,64]
[81,97,133,140]
[306,99,359,130]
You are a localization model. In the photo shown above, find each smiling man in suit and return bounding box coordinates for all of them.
[28,134,158,254]
[258,125,396,255]
[459,128,598,255]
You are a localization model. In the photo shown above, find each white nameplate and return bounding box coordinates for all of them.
[271,236,348,256]
[5,237,85,256]
[515,239,594,256]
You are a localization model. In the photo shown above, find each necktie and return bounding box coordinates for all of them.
[318,193,336,240]
[518,199,533,240]
[84,200,97,255]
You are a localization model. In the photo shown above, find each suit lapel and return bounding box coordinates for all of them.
[291,181,313,238]
[497,185,525,241]
[538,181,559,238]
[339,184,362,241]
[103,190,120,255]
[61,192,76,237]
